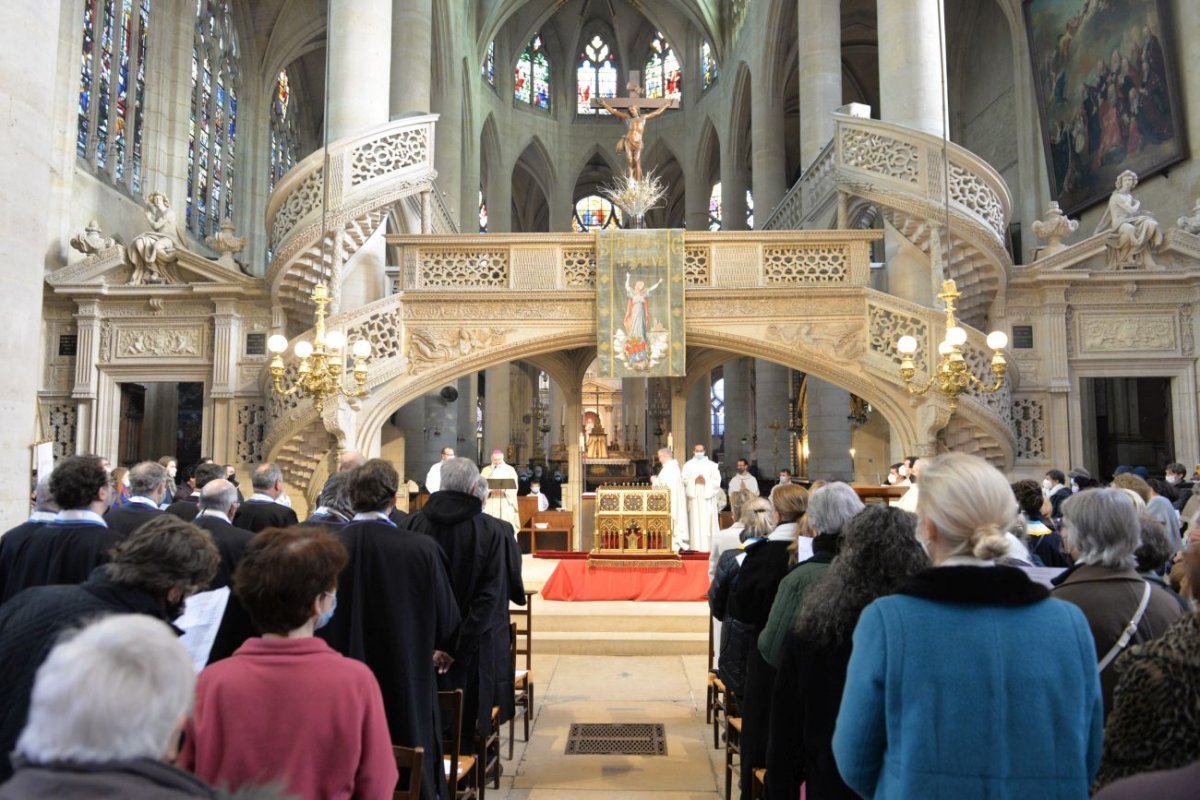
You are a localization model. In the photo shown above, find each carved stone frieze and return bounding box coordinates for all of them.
[115,327,204,358]
[407,327,508,375]
[403,300,589,320]
[98,321,112,363]
[765,321,865,360]
[1078,315,1176,353]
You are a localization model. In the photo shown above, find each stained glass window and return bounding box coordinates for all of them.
[577,33,617,115]
[268,69,300,192]
[573,195,623,231]
[479,187,489,233]
[644,32,681,101]
[77,0,151,193]
[746,190,754,229]
[701,41,718,91]
[515,34,550,110]
[483,40,495,85]
[711,377,725,436]
[187,0,240,239]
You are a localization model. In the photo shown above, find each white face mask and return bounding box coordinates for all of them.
[778,475,788,483]
[898,465,909,477]
[531,487,540,495]
[1043,478,1053,491]
[693,452,704,461]
[1166,475,1179,485]
[1071,482,1080,494]
[887,474,897,485]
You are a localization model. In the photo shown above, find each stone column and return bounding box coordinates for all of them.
[720,145,749,231]
[432,56,464,228]
[393,400,426,482]
[390,0,433,117]
[751,74,787,220]
[722,358,754,465]
[877,0,947,137]
[328,0,392,140]
[486,153,512,233]
[686,375,712,454]
[483,365,511,462]
[1,0,60,518]
[804,377,853,481]
[798,0,843,167]
[754,361,791,476]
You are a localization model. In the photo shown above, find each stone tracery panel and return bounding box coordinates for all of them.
[948,163,1006,236]
[961,342,1012,419]
[1010,397,1047,461]
[271,167,323,247]
[867,303,927,374]
[762,245,848,284]
[684,246,710,286]
[562,248,597,287]
[349,129,428,186]
[417,248,509,288]
[47,403,77,461]
[347,308,405,362]
[841,129,919,183]
[236,402,267,463]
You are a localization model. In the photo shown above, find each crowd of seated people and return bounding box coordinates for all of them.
[0,451,525,799]
[710,453,1200,799]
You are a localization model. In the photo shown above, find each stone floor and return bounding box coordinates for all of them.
[490,651,724,799]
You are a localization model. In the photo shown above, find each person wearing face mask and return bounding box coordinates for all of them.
[682,444,722,553]
[652,448,689,548]
[182,526,398,800]
[1044,469,1072,523]
[884,463,903,486]
[0,515,219,784]
[894,458,923,512]
[1164,462,1193,511]
[529,480,550,512]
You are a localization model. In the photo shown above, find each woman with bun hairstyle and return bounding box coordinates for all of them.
[833,452,1103,799]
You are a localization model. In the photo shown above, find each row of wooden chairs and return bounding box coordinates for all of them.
[708,618,765,800]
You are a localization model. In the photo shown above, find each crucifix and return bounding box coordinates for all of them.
[591,82,679,181]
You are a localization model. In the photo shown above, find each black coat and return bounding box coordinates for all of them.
[165,498,201,522]
[766,629,859,800]
[318,518,461,800]
[0,568,173,782]
[103,501,165,536]
[402,491,525,732]
[232,500,298,533]
[2,519,122,600]
[0,520,48,603]
[299,511,350,530]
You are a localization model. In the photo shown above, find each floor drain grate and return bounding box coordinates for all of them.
[565,723,667,756]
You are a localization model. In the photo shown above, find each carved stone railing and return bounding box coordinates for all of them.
[389,230,877,291]
[764,112,1013,328]
[266,115,439,322]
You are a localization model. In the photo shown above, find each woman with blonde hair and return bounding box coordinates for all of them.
[834,452,1103,798]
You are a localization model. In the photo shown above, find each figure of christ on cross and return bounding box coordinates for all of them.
[594,83,678,181]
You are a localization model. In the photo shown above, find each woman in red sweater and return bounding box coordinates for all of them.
[181,526,398,799]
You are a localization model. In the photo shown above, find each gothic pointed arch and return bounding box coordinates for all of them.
[512,136,554,232]
[574,21,620,115]
[642,140,685,228]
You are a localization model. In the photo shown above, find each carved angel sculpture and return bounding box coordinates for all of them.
[128,192,184,285]
[1177,199,1200,236]
[1095,170,1163,269]
[69,220,115,256]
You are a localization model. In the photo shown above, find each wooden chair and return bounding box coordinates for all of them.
[475,705,502,798]
[509,589,536,758]
[391,745,423,800]
[752,768,766,800]
[437,689,479,800]
[708,673,728,749]
[724,712,742,800]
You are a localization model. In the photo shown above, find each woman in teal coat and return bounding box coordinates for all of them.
[833,452,1103,799]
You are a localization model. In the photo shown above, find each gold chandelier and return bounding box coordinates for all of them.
[895,279,1007,412]
[266,282,371,414]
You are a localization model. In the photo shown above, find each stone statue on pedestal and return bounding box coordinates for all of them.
[1177,199,1200,235]
[206,219,247,270]
[1031,202,1078,259]
[128,192,185,285]
[69,220,114,256]
[1095,170,1162,269]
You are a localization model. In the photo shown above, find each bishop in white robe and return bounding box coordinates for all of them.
[681,445,722,553]
[651,448,688,550]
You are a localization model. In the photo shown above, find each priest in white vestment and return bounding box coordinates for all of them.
[727,458,760,518]
[481,449,519,533]
[651,448,688,551]
[681,444,722,552]
[424,446,454,493]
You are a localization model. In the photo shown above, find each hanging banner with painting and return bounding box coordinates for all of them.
[1023,0,1187,215]
[595,229,685,378]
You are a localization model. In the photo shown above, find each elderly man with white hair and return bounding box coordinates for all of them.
[0,614,223,798]
[1051,487,1183,713]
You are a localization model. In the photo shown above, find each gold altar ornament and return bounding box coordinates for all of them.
[593,484,674,555]
[895,279,1007,413]
[267,282,371,414]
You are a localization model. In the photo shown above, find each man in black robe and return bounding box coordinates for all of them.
[192,479,256,665]
[102,460,168,535]
[5,455,122,598]
[0,477,58,602]
[165,462,226,521]
[320,458,460,800]
[0,516,219,782]
[401,458,526,739]
[232,462,299,532]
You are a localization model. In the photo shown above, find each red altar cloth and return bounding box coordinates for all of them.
[539,557,711,602]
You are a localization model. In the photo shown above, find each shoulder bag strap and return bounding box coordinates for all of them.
[1097,581,1153,673]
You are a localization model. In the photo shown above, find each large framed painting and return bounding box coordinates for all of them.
[1023,0,1187,215]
